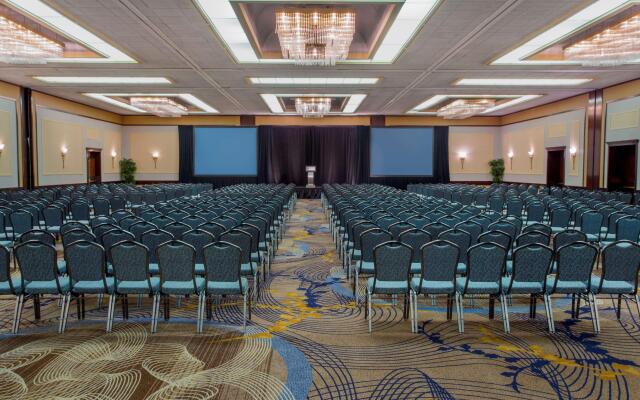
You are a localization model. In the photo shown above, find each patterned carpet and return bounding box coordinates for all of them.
[1,199,640,399]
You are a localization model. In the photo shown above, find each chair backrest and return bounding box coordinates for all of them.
[438,229,471,264]
[157,240,197,284]
[93,223,120,240]
[488,220,517,240]
[580,211,603,235]
[372,241,412,283]
[150,215,175,229]
[15,240,58,283]
[0,245,13,292]
[360,228,393,262]
[17,229,55,246]
[506,198,523,217]
[140,229,174,263]
[43,206,63,227]
[466,242,507,283]
[90,216,115,229]
[509,244,553,288]
[197,221,227,240]
[399,229,432,263]
[163,221,192,239]
[553,229,587,252]
[130,221,159,241]
[555,241,598,284]
[219,229,252,263]
[110,240,150,282]
[515,231,550,247]
[238,223,260,252]
[71,202,90,221]
[478,230,512,251]
[119,215,143,231]
[523,222,552,236]
[66,240,107,283]
[615,216,640,242]
[550,208,571,228]
[140,209,161,221]
[180,229,215,263]
[93,198,111,216]
[182,215,207,229]
[526,201,545,222]
[600,241,640,292]
[62,228,97,248]
[454,220,482,244]
[388,222,415,240]
[423,222,449,239]
[11,210,33,236]
[203,241,242,285]
[406,215,430,229]
[351,221,377,250]
[419,240,459,287]
[109,196,126,211]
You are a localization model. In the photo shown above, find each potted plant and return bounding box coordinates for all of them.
[488,158,505,183]
[119,158,137,184]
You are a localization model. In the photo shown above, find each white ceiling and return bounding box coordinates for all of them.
[1,0,639,116]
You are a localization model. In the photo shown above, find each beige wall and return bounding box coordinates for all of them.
[0,96,19,188]
[35,107,124,185]
[603,95,640,189]
[448,126,500,182]
[122,125,179,181]
[501,109,586,186]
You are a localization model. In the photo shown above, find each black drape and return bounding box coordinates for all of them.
[178,125,194,183]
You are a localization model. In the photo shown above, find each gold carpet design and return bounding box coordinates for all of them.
[1,199,640,399]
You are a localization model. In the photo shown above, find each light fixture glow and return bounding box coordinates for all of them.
[437,99,495,119]
[409,94,540,115]
[0,15,63,64]
[60,145,68,169]
[194,0,441,64]
[455,78,592,86]
[508,150,514,170]
[458,150,467,169]
[130,97,188,117]
[295,97,331,118]
[528,149,534,157]
[152,151,159,168]
[4,0,135,63]
[492,0,635,65]
[34,76,171,84]
[0,142,5,155]
[249,77,379,85]
[570,146,577,170]
[260,93,366,114]
[83,93,218,114]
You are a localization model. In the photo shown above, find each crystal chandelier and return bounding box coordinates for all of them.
[130,97,188,117]
[295,97,331,118]
[275,8,355,66]
[564,13,640,66]
[0,16,63,64]
[437,99,495,119]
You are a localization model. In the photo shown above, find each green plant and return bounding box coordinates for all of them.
[488,158,505,183]
[119,158,137,184]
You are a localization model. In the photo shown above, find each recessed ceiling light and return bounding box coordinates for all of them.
[5,0,135,63]
[455,78,592,86]
[409,94,540,114]
[34,77,171,84]
[195,0,440,64]
[83,93,218,114]
[260,93,366,114]
[492,0,634,65]
[249,77,379,85]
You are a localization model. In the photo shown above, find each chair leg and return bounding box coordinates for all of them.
[367,291,372,334]
[151,294,160,333]
[12,294,24,334]
[635,295,640,321]
[106,294,115,332]
[544,294,555,333]
[501,294,510,334]
[590,293,601,334]
[456,292,464,334]
[243,292,247,333]
[575,295,581,319]
[354,269,359,303]
[616,294,622,320]
[58,294,70,334]
[196,293,203,333]
[253,272,258,302]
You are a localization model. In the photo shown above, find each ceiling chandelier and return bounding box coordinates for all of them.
[0,15,63,64]
[437,99,495,119]
[275,8,355,66]
[130,97,188,117]
[563,13,640,66]
[295,97,331,118]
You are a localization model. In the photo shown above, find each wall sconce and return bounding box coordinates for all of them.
[570,146,577,170]
[111,149,117,168]
[507,150,514,170]
[528,149,534,170]
[152,151,159,168]
[0,143,5,157]
[61,146,68,169]
[458,151,467,170]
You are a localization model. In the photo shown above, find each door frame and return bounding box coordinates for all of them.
[607,139,638,192]
[546,146,566,187]
[86,148,102,184]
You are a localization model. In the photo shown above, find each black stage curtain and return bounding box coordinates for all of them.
[367,126,450,188]
[179,125,448,188]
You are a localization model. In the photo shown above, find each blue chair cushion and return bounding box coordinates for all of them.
[0,278,22,294]
[195,263,205,275]
[24,276,70,294]
[545,277,587,293]
[367,278,409,294]
[352,249,361,260]
[240,263,256,275]
[456,262,467,275]
[148,263,159,275]
[456,277,500,294]
[590,276,634,294]
[0,240,13,248]
[116,277,160,294]
[47,226,61,233]
[505,260,513,274]
[206,277,248,295]
[57,260,67,275]
[501,277,543,294]
[411,277,454,294]
[251,252,260,262]
[73,277,115,294]
[357,261,374,274]
[162,277,205,295]
[410,262,421,274]
[586,234,599,242]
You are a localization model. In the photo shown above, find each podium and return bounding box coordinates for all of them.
[305,165,316,188]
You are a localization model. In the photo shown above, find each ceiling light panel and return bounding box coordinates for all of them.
[83,93,218,114]
[195,0,441,64]
[492,0,636,65]
[408,94,540,114]
[4,0,135,63]
[249,77,379,85]
[456,78,592,86]
[260,93,366,114]
[34,77,171,84]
